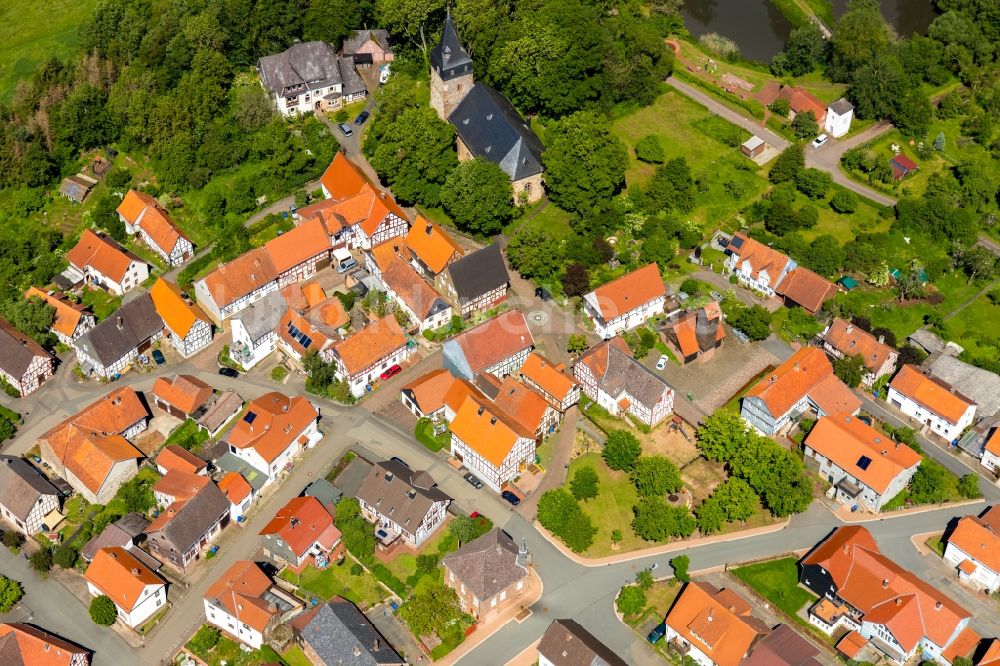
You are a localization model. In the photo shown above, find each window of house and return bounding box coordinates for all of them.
[516,581,524,590]
[490,597,497,607]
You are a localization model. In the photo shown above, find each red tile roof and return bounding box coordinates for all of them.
[519,352,578,403]
[805,414,921,495]
[85,547,163,612]
[406,217,463,274]
[778,86,828,123]
[226,392,318,464]
[204,560,278,633]
[802,526,971,653]
[942,626,981,664]
[24,287,90,339]
[727,233,791,282]
[776,267,836,313]
[152,469,211,502]
[493,375,550,435]
[264,216,331,275]
[149,278,208,338]
[449,396,529,467]
[259,496,338,558]
[118,190,189,255]
[155,443,208,475]
[823,318,896,375]
[402,368,456,415]
[449,310,534,375]
[0,623,89,665]
[836,630,868,659]
[946,506,1000,576]
[746,347,859,418]
[588,263,666,320]
[152,374,213,415]
[218,471,253,506]
[319,153,368,201]
[665,582,762,666]
[66,230,136,283]
[332,315,406,376]
[889,364,975,424]
[200,248,278,308]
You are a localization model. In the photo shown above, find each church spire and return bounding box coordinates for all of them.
[431,9,473,80]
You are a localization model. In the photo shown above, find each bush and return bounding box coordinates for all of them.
[372,564,407,596]
[29,548,53,576]
[188,625,220,653]
[616,585,647,616]
[2,529,24,552]
[603,430,642,471]
[957,474,981,499]
[270,365,288,382]
[0,575,23,612]
[830,190,859,214]
[537,489,597,553]
[570,466,599,501]
[670,555,691,582]
[679,278,701,296]
[635,135,665,164]
[54,545,78,569]
[350,563,363,576]
[89,595,117,626]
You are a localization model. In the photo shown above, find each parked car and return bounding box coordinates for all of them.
[354,110,370,125]
[647,622,667,644]
[218,367,239,378]
[338,123,353,136]
[501,490,521,506]
[464,473,484,489]
[380,364,402,381]
[336,256,358,273]
[152,349,166,366]
[655,355,668,371]
[710,290,723,301]
[811,133,829,148]
[535,287,552,301]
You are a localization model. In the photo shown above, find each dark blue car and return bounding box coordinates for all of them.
[647,621,666,644]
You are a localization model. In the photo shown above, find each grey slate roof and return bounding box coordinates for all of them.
[297,599,404,665]
[430,11,473,82]
[908,329,946,354]
[0,318,49,378]
[197,390,244,434]
[115,512,151,538]
[537,619,628,666]
[304,478,342,507]
[233,291,287,344]
[828,97,854,115]
[81,523,132,562]
[929,355,1000,416]
[742,624,822,666]
[446,244,509,305]
[0,455,59,523]
[74,294,164,366]
[356,460,451,538]
[147,482,229,554]
[442,528,527,600]
[258,41,342,96]
[448,84,544,181]
[338,57,366,97]
[579,339,673,410]
[342,29,392,56]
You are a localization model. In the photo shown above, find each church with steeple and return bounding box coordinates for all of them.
[430,12,545,204]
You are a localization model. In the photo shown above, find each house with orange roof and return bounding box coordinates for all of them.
[155,443,208,476]
[662,302,726,364]
[442,310,534,380]
[776,85,828,125]
[330,315,410,398]
[0,623,90,666]
[449,395,535,493]
[979,639,1000,666]
[224,392,320,486]
[264,216,332,287]
[151,374,213,420]
[518,352,580,413]
[822,318,899,388]
[117,189,194,267]
[943,505,1000,594]
[0,318,55,397]
[203,560,303,649]
[85,547,166,628]
[218,470,254,522]
[147,481,230,571]
[887,365,977,442]
[148,278,212,357]
[66,229,149,296]
[276,307,338,364]
[405,217,463,278]
[400,368,458,420]
[574,337,674,427]
[319,153,368,202]
[38,388,149,504]
[804,414,922,513]
[663,581,768,666]
[152,469,211,507]
[583,263,667,339]
[775,266,837,314]
[194,248,279,325]
[741,346,861,436]
[800,526,972,664]
[491,375,561,438]
[24,287,95,345]
[259,496,341,568]
[368,242,452,332]
[980,428,1000,478]
[724,232,794,297]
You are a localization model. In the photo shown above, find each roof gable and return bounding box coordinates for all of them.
[332,315,406,376]
[587,264,666,320]
[85,547,163,611]
[225,392,317,463]
[431,11,473,81]
[447,310,533,374]
[446,243,509,302]
[66,230,139,283]
[890,364,975,424]
[448,85,544,180]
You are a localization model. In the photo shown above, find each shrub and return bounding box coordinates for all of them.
[616,585,647,616]
[0,575,23,612]
[679,278,701,296]
[603,430,642,471]
[635,135,665,164]
[373,564,407,596]
[2,530,25,551]
[957,474,981,499]
[699,33,739,59]
[350,563,363,576]
[29,548,53,576]
[537,489,596,553]
[89,595,117,626]
[53,545,78,569]
[670,555,691,582]
[570,466,600,501]
[830,190,859,214]
[188,625,220,653]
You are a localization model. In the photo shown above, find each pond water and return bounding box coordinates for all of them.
[682,0,941,63]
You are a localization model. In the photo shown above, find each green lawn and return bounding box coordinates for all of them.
[80,288,122,322]
[611,90,769,231]
[281,646,313,666]
[186,632,284,666]
[163,419,211,451]
[926,534,946,557]
[280,559,387,608]
[937,294,1000,365]
[567,453,643,557]
[730,557,815,618]
[414,418,450,452]
[0,0,98,104]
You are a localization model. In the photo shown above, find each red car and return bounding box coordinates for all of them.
[379,364,402,381]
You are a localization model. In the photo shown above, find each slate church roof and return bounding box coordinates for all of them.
[430,11,473,81]
[449,85,545,181]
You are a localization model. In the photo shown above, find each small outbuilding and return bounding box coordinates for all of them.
[890,154,919,180]
[59,174,98,203]
[741,135,766,158]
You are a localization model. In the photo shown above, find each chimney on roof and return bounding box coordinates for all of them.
[793,362,800,371]
[846,324,853,334]
[878,335,885,344]
[353,645,362,657]
[883,579,890,588]
[477,406,484,416]
[935,601,943,610]
[373,639,380,651]
[707,610,714,622]
[490,416,497,425]
[728,605,736,612]
[895,598,902,606]
[425,223,433,235]
[116,316,124,331]
[130,568,139,575]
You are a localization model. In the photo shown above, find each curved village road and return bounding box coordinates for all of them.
[2,355,996,665]
[665,77,898,208]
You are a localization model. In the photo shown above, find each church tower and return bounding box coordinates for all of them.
[430,10,474,121]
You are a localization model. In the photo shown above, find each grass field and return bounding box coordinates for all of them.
[940,294,1000,362]
[281,646,313,666]
[730,557,816,618]
[0,0,98,104]
[280,559,387,608]
[568,453,643,557]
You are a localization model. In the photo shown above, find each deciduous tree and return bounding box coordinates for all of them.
[669,555,691,582]
[570,465,600,501]
[440,158,516,235]
[0,575,23,612]
[616,585,646,616]
[543,111,628,214]
[603,430,642,471]
[90,595,117,626]
[630,456,683,497]
[507,227,564,279]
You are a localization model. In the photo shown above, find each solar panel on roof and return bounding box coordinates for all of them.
[730,236,744,249]
[856,455,872,471]
[244,411,257,424]
[301,336,312,349]
[289,324,301,338]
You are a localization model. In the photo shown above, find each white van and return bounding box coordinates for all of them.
[333,247,357,273]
